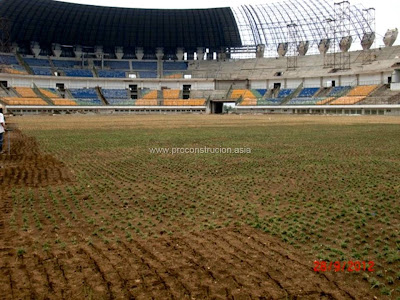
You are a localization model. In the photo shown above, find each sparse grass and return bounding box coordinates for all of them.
[4,114,400,299]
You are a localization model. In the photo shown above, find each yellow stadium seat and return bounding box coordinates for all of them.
[51,98,77,106]
[40,89,60,98]
[240,99,257,106]
[1,97,47,105]
[14,87,38,98]
[163,89,180,99]
[316,97,335,105]
[347,85,378,97]
[3,68,28,75]
[231,89,256,100]
[135,99,158,106]
[330,96,366,105]
[142,90,158,99]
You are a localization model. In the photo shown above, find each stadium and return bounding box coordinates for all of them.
[0,0,399,299]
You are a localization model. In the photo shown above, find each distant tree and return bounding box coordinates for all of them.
[223,105,234,114]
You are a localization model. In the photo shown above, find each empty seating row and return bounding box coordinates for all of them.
[15,87,37,98]
[107,99,135,105]
[63,69,93,77]
[277,88,294,98]
[1,66,28,75]
[163,72,183,79]
[141,90,158,99]
[240,99,257,106]
[39,88,78,105]
[163,62,188,70]
[97,70,126,78]
[51,99,77,105]
[254,89,267,97]
[32,67,53,76]
[39,88,60,98]
[23,58,51,67]
[298,88,319,98]
[132,61,157,70]
[1,97,47,105]
[0,54,19,65]
[104,60,130,70]
[102,89,128,99]
[101,89,132,105]
[327,86,351,97]
[138,71,157,78]
[287,97,323,105]
[256,99,284,105]
[53,60,80,68]
[330,96,366,105]
[69,88,102,105]
[347,85,378,97]
[231,89,257,99]
[163,89,180,99]
[135,99,158,106]
[163,99,205,106]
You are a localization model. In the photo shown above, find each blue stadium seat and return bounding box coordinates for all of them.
[255,89,267,97]
[32,67,53,76]
[132,61,157,70]
[277,89,294,98]
[287,97,323,105]
[98,70,126,78]
[70,88,102,105]
[53,60,80,68]
[0,54,19,65]
[105,60,130,70]
[163,62,188,70]
[139,71,157,78]
[11,65,27,72]
[63,69,93,77]
[257,98,284,105]
[102,89,128,99]
[327,86,351,97]
[102,89,132,105]
[107,99,135,105]
[298,88,319,98]
[24,58,51,67]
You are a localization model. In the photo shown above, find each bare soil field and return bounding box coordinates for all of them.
[0,114,399,299]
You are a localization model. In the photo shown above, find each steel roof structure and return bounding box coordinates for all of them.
[231,0,374,56]
[0,0,374,57]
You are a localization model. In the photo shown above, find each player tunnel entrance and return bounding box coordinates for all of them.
[210,101,236,114]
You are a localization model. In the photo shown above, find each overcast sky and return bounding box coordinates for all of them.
[56,0,399,45]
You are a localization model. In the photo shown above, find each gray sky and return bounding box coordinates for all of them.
[56,0,399,45]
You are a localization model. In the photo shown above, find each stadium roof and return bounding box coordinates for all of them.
[0,0,242,49]
[0,0,375,56]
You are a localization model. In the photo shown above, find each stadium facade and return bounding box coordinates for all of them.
[0,0,399,115]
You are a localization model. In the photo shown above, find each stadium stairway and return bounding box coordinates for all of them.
[92,67,99,78]
[314,87,332,98]
[64,89,75,100]
[264,89,274,99]
[0,84,15,98]
[95,87,109,105]
[280,84,303,105]
[15,54,32,75]
[33,84,54,105]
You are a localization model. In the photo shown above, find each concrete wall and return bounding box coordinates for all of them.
[359,73,382,85]
[304,77,321,88]
[391,82,400,90]
[340,75,357,86]
[250,80,267,89]
[286,78,302,89]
